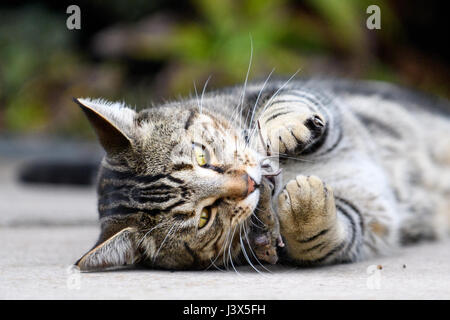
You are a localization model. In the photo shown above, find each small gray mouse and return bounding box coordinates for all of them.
[249,177,284,264]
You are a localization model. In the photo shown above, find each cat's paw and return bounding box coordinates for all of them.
[261,111,326,155]
[277,175,336,242]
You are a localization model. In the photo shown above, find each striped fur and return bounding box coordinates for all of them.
[74,78,450,271]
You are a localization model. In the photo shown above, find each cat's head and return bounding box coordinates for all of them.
[73,96,274,271]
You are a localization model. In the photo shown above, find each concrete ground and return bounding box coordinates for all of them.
[1,143,449,299]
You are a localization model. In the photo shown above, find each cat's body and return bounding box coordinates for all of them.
[73,78,450,271]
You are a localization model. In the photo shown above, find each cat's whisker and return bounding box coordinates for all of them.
[152,222,178,264]
[200,75,212,115]
[227,37,254,140]
[228,224,241,275]
[251,209,267,228]
[239,223,264,275]
[207,257,226,272]
[234,136,238,164]
[238,35,253,131]
[229,104,243,138]
[136,221,169,248]
[205,228,231,271]
[265,153,314,163]
[248,216,265,230]
[248,68,275,152]
[223,228,234,270]
[193,80,200,114]
[248,68,302,144]
[243,220,272,273]
[221,103,240,144]
[246,68,275,149]
[226,224,235,272]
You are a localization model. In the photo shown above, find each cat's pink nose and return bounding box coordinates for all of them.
[221,172,255,199]
[247,175,256,195]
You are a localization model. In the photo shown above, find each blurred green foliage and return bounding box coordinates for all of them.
[0,0,448,138]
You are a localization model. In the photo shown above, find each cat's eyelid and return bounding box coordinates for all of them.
[197,197,218,211]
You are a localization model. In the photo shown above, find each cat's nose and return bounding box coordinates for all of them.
[220,172,256,199]
[247,174,257,196]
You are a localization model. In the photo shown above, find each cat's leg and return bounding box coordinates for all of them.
[276,174,398,265]
[257,92,328,155]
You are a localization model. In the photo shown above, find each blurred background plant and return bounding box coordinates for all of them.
[0,0,448,140]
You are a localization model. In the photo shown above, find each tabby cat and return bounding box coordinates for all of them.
[74,78,450,271]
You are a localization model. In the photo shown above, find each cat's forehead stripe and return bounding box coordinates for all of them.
[97,165,189,218]
[184,109,198,130]
[185,109,229,135]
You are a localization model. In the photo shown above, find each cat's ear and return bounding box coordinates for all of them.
[73,98,136,155]
[75,227,140,271]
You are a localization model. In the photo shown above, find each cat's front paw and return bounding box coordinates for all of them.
[277,175,337,255]
[261,112,326,155]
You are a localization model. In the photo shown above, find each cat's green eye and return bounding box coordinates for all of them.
[198,207,210,229]
[193,144,208,167]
